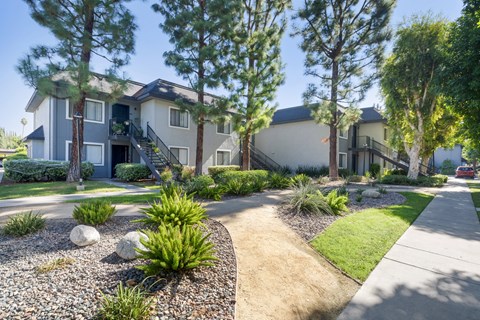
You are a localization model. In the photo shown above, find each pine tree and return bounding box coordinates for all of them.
[152,0,240,176]
[17,0,136,182]
[293,0,394,179]
[229,0,291,170]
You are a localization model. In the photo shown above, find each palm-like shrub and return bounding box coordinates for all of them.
[291,173,311,187]
[184,175,215,195]
[136,192,207,228]
[99,282,154,320]
[72,200,117,225]
[268,172,292,189]
[197,186,225,201]
[223,179,254,196]
[2,211,46,237]
[289,184,334,215]
[136,224,218,273]
[325,190,349,215]
[158,183,183,198]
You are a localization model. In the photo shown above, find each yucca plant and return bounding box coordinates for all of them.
[289,184,334,215]
[72,200,117,225]
[135,192,207,228]
[99,282,154,320]
[325,190,349,215]
[136,224,218,273]
[2,211,45,237]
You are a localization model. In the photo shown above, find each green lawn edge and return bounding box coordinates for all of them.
[0,181,125,200]
[467,181,480,221]
[64,193,160,204]
[311,192,434,282]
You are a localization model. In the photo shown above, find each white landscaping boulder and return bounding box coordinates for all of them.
[70,225,100,246]
[362,190,381,199]
[116,231,148,260]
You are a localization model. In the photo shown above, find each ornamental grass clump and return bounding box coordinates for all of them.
[72,200,117,225]
[99,282,154,320]
[136,224,218,273]
[2,211,46,237]
[136,192,207,228]
[289,184,334,215]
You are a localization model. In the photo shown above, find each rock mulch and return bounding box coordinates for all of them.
[0,217,236,320]
[277,191,407,241]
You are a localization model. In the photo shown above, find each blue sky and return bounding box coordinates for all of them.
[0,0,464,135]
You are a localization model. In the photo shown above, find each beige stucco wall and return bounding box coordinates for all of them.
[357,122,393,174]
[255,120,332,169]
[140,98,239,173]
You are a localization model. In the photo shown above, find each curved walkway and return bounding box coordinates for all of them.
[339,178,480,320]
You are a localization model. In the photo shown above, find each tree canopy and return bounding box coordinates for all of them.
[294,0,395,179]
[18,0,136,182]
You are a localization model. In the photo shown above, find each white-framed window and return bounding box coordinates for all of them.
[339,152,347,169]
[216,149,231,166]
[169,146,189,165]
[66,141,104,166]
[339,128,348,139]
[66,98,105,124]
[217,121,232,135]
[169,107,189,129]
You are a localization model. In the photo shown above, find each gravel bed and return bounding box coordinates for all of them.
[277,191,406,242]
[0,217,236,320]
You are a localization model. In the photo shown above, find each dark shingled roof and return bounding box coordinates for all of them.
[133,79,217,104]
[271,105,313,125]
[24,126,45,141]
[270,105,386,125]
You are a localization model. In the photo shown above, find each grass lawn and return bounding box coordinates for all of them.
[65,193,160,204]
[467,181,480,221]
[311,192,434,282]
[0,181,125,200]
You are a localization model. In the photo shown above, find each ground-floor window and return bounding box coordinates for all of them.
[216,150,231,165]
[339,152,347,169]
[169,146,189,165]
[66,141,104,166]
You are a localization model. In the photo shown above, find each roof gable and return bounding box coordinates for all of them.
[24,126,44,141]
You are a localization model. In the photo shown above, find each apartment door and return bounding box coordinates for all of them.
[111,145,129,178]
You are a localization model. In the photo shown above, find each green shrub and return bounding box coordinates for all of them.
[115,163,151,182]
[160,167,173,182]
[355,195,363,202]
[2,211,46,237]
[4,160,94,182]
[268,172,292,189]
[317,176,330,185]
[158,183,183,198]
[136,192,207,228]
[184,175,214,195]
[180,166,195,181]
[72,200,117,225]
[348,175,367,183]
[418,176,445,187]
[5,152,28,161]
[380,175,414,185]
[377,186,388,194]
[384,168,407,176]
[136,224,218,273]
[289,184,334,215]
[277,165,293,175]
[251,179,269,192]
[325,190,349,215]
[291,174,311,187]
[369,163,381,178]
[440,159,456,175]
[208,165,240,180]
[434,174,448,183]
[197,185,225,201]
[338,168,353,178]
[223,179,254,196]
[296,165,329,177]
[215,170,269,184]
[336,185,348,196]
[99,282,154,320]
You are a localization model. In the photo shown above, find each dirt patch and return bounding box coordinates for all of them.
[211,192,359,320]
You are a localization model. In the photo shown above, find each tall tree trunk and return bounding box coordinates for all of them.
[329,60,339,180]
[406,137,422,180]
[242,132,251,171]
[194,5,206,177]
[67,5,94,182]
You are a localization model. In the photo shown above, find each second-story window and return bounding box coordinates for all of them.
[170,107,189,128]
[68,98,104,123]
[339,128,348,139]
[217,121,231,134]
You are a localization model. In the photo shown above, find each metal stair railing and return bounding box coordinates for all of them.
[128,122,161,181]
[249,143,282,172]
[146,124,182,167]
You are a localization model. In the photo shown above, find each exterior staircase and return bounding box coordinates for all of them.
[249,143,282,172]
[129,123,181,181]
[354,136,434,176]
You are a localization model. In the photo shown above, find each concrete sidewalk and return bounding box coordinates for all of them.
[339,178,480,320]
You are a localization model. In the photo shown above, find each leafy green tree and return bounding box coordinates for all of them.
[0,128,23,150]
[152,0,240,176]
[381,16,450,179]
[462,140,480,169]
[293,0,395,179]
[229,0,291,170]
[17,0,136,182]
[445,0,480,152]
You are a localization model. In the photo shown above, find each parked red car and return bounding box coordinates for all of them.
[455,166,475,179]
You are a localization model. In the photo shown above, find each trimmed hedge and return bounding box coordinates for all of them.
[215,170,269,184]
[380,174,445,187]
[208,165,240,180]
[115,163,151,182]
[384,168,407,176]
[4,159,94,182]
